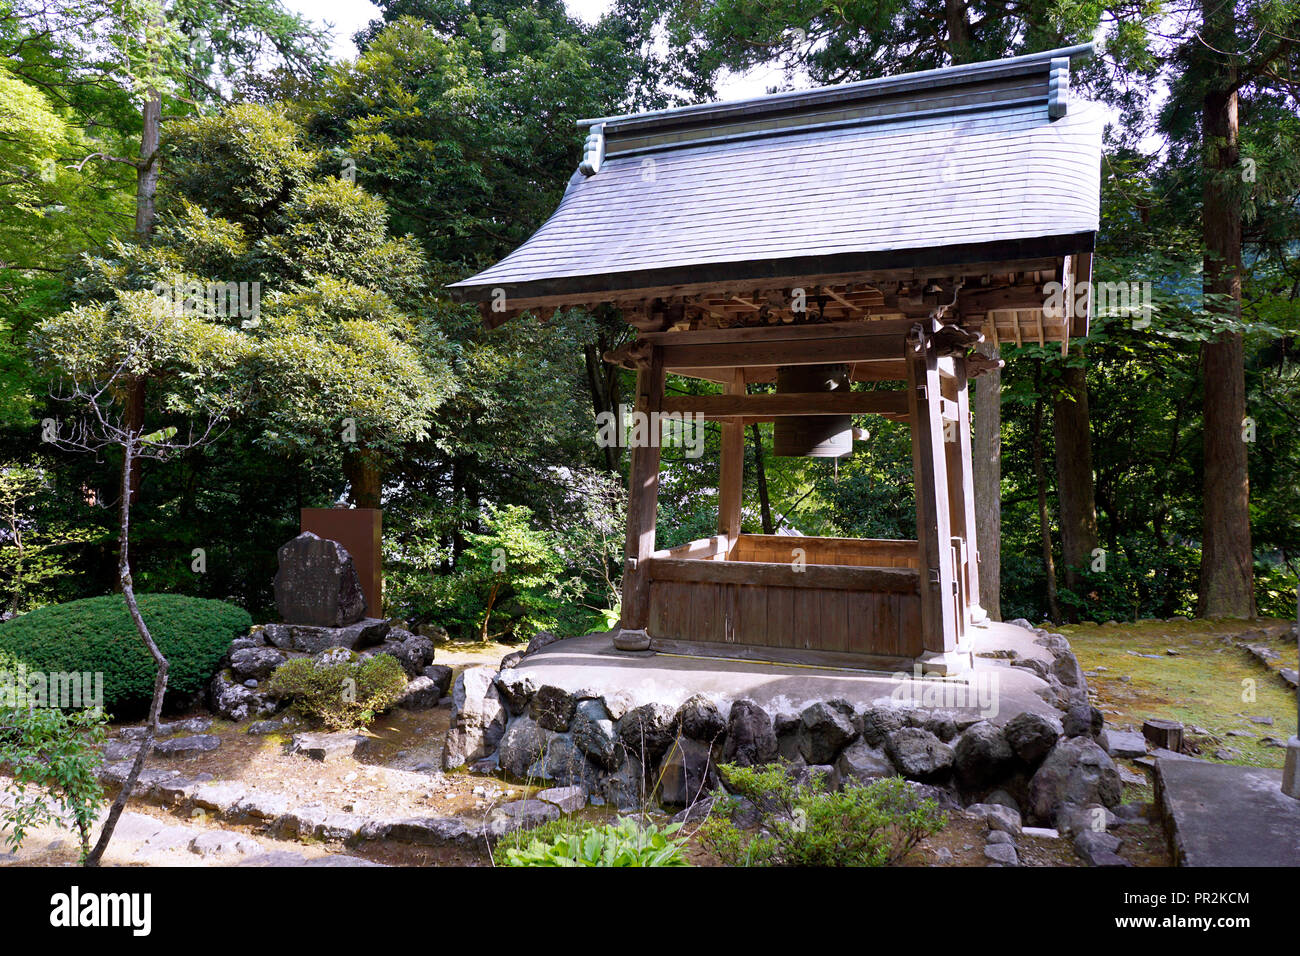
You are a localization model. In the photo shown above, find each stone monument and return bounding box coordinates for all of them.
[273,532,367,627]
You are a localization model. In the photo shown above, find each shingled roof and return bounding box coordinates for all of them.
[448,44,1102,308]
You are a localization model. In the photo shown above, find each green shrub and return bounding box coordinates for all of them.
[495,816,690,867]
[264,651,407,730]
[698,764,946,867]
[0,648,107,864]
[0,594,251,716]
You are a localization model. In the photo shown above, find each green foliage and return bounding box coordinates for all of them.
[264,650,407,730]
[497,816,690,867]
[698,764,946,867]
[442,504,567,641]
[0,648,108,864]
[0,594,250,716]
[0,465,95,614]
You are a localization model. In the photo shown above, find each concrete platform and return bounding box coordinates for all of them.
[1155,758,1300,866]
[512,621,1061,724]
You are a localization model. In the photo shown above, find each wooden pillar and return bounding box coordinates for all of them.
[941,371,968,642]
[906,328,960,664]
[717,369,745,543]
[953,355,982,621]
[615,346,665,650]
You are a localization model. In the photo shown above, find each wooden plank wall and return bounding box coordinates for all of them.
[647,577,923,658]
[731,534,919,569]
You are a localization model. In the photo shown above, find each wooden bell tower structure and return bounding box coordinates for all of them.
[450,46,1101,673]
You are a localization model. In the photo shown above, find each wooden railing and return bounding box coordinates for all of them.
[729,533,920,569]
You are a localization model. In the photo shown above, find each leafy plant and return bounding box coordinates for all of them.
[0,651,108,864]
[264,650,407,730]
[451,504,569,642]
[497,816,690,867]
[0,594,250,716]
[698,764,946,867]
[0,465,95,615]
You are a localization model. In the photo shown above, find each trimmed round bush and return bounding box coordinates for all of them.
[0,594,251,716]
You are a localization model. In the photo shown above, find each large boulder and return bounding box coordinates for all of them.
[422,664,453,700]
[443,666,507,770]
[263,618,389,654]
[571,699,621,770]
[395,676,441,711]
[526,631,562,655]
[386,631,436,677]
[1050,650,1087,690]
[657,737,717,807]
[495,670,538,716]
[1063,703,1104,740]
[601,754,645,811]
[1002,711,1063,766]
[797,699,857,765]
[858,704,910,747]
[676,694,726,742]
[722,700,778,767]
[498,716,549,779]
[208,669,282,722]
[531,685,577,732]
[618,702,677,762]
[538,734,601,789]
[1027,736,1122,826]
[273,532,367,627]
[487,799,560,836]
[230,646,287,682]
[953,720,1014,790]
[886,727,955,782]
[832,740,895,788]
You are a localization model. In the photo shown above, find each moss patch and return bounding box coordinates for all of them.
[1061,618,1297,769]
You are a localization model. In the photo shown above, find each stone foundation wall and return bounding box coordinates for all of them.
[443,624,1126,834]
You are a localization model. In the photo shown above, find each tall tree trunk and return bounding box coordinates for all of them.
[584,338,620,473]
[749,423,773,535]
[344,448,384,509]
[973,341,1002,620]
[135,89,161,239]
[945,0,971,63]
[1197,0,1254,618]
[1032,362,1062,622]
[87,440,169,866]
[123,89,161,504]
[1053,360,1099,615]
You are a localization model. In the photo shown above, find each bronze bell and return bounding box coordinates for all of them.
[772,363,853,458]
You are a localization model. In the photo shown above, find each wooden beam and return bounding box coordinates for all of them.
[639,318,914,347]
[907,339,959,654]
[717,370,745,540]
[645,556,920,593]
[662,390,908,418]
[652,534,730,560]
[958,285,1048,313]
[953,355,981,615]
[661,333,906,369]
